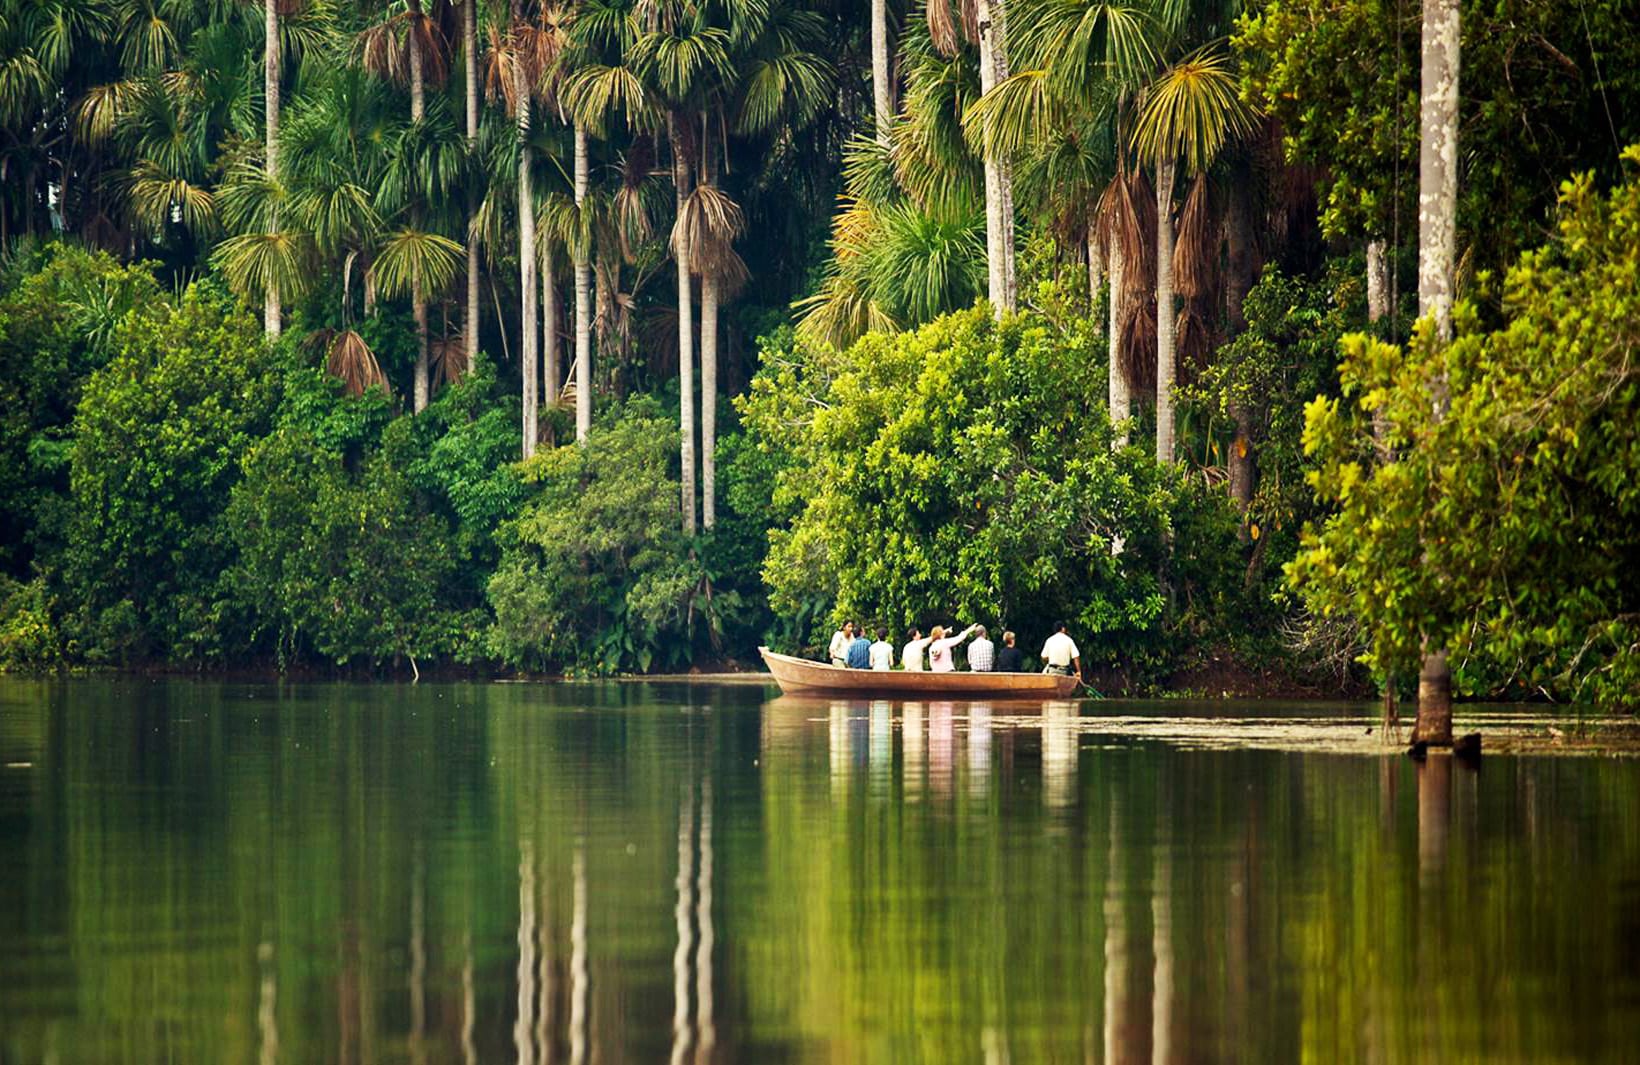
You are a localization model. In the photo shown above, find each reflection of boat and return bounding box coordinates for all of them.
[758,647,1081,697]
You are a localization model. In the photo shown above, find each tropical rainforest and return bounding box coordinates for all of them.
[0,0,1636,712]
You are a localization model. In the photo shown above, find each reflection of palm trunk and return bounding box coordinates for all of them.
[1042,700,1076,812]
[258,940,279,1065]
[968,702,992,800]
[570,842,588,1065]
[1151,835,1172,1065]
[694,779,716,1065]
[516,839,539,1065]
[902,702,925,803]
[1104,802,1136,1065]
[411,844,427,1065]
[462,925,477,1065]
[671,793,696,1065]
[869,701,893,797]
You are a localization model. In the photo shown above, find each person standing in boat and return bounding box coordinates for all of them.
[902,627,934,671]
[928,623,980,673]
[967,626,995,671]
[829,621,854,667]
[869,628,895,671]
[846,624,871,669]
[1040,622,1081,677]
[995,631,1023,672]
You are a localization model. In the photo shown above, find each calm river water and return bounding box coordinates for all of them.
[1,678,1637,1063]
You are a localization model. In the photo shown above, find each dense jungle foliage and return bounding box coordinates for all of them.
[0,0,1636,705]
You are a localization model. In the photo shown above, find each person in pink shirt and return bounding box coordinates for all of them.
[926,623,979,672]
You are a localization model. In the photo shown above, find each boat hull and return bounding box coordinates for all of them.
[758,647,1081,698]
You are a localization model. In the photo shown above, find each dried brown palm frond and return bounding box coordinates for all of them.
[1173,172,1217,303]
[357,9,451,90]
[1117,297,1157,397]
[431,331,465,388]
[1174,303,1215,381]
[673,183,745,280]
[1099,164,1156,308]
[926,0,980,56]
[321,328,391,398]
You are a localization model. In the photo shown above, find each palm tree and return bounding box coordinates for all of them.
[463,0,481,376]
[871,0,892,146]
[1131,46,1251,464]
[360,0,452,412]
[1414,0,1459,746]
[264,0,282,337]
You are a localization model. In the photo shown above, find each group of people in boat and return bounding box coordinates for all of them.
[826,620,1082,676]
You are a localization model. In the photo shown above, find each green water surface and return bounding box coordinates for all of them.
[1,679,1636,1063]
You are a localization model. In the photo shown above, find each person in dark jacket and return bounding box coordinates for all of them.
[994,630,1023,672]
[845,623,872,669]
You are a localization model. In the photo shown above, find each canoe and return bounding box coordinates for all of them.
[758,646,1081,698]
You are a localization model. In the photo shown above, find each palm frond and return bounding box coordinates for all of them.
[321,327,391,397]
[373,227,464,299]
[1130,46,1256,174]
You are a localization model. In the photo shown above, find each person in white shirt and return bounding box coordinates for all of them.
[1039,621,1081,677]
[967,625,995,671]
[828,622,854,667]
[869,628,894,671]
[901,627,934,671]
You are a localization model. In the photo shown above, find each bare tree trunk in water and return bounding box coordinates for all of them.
[976,0,1015,314]
[1154,157,1177,465]
[670,117,697,536]
[264,0,281,338]
[1108,241,1128,447]
[871,0,892,147]
[464,0,479,371]
[574,123,593,441]
[1414,0,1460,745]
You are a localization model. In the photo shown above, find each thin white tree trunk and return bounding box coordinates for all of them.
[1107,239,1129,447]
[1087,231,1105,333]
[264,0,281,338]
[1154,157,1176,464]
[871,0,892,146]
[543,239,559,406]
[464,0,480,373]
[518,70,539,453]
[975,0,1015,315]
[411,35,430,413]
[1415,0,1460,745]
[574,123,593,441]
[671,119,697,536]
[1366,238,1389,325]
[701,274,718,529]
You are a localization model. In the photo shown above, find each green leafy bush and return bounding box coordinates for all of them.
[1290,152,1640,710]
[738,306,1247,676]
[488,398,710,674]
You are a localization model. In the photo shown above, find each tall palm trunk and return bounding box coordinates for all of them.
[1414,0,1460,745]
[701,277,719,529]
[1367,236,1396,724]
[1087,231,1104,334]
[1154,157,1176,464]
[670,116,697,536]
[543,239,559,406]
[464,0,480,374]
[516,44,539,454]
[411,31,430,413]
[573,123,592,442]
[1107,240,1128,447]
[871,0,892,147]
[975,0,1015,314]
[264,0,281,338]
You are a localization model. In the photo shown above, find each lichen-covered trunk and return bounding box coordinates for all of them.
[671,118,696,536]
[701,274,718,530]
[573,123,593,443]
[463,0,480,374]
[871,0,892,147]
[517,71,538,452]
[1107,240,1129,448]
[543,240,559,407]
[1414,0,1460,745]
[1154,157,1176,465]
[976,0,1015,315]
[263,0,281,338]
[411,35,430,413]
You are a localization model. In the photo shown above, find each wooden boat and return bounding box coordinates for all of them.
[758,646,1082,698]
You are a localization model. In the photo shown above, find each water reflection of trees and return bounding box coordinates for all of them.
[2,683,1639,1063]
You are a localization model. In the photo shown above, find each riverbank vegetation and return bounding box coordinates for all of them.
[0,0,1636,706]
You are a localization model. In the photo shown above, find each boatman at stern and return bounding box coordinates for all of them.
[1040,621,1081,678]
